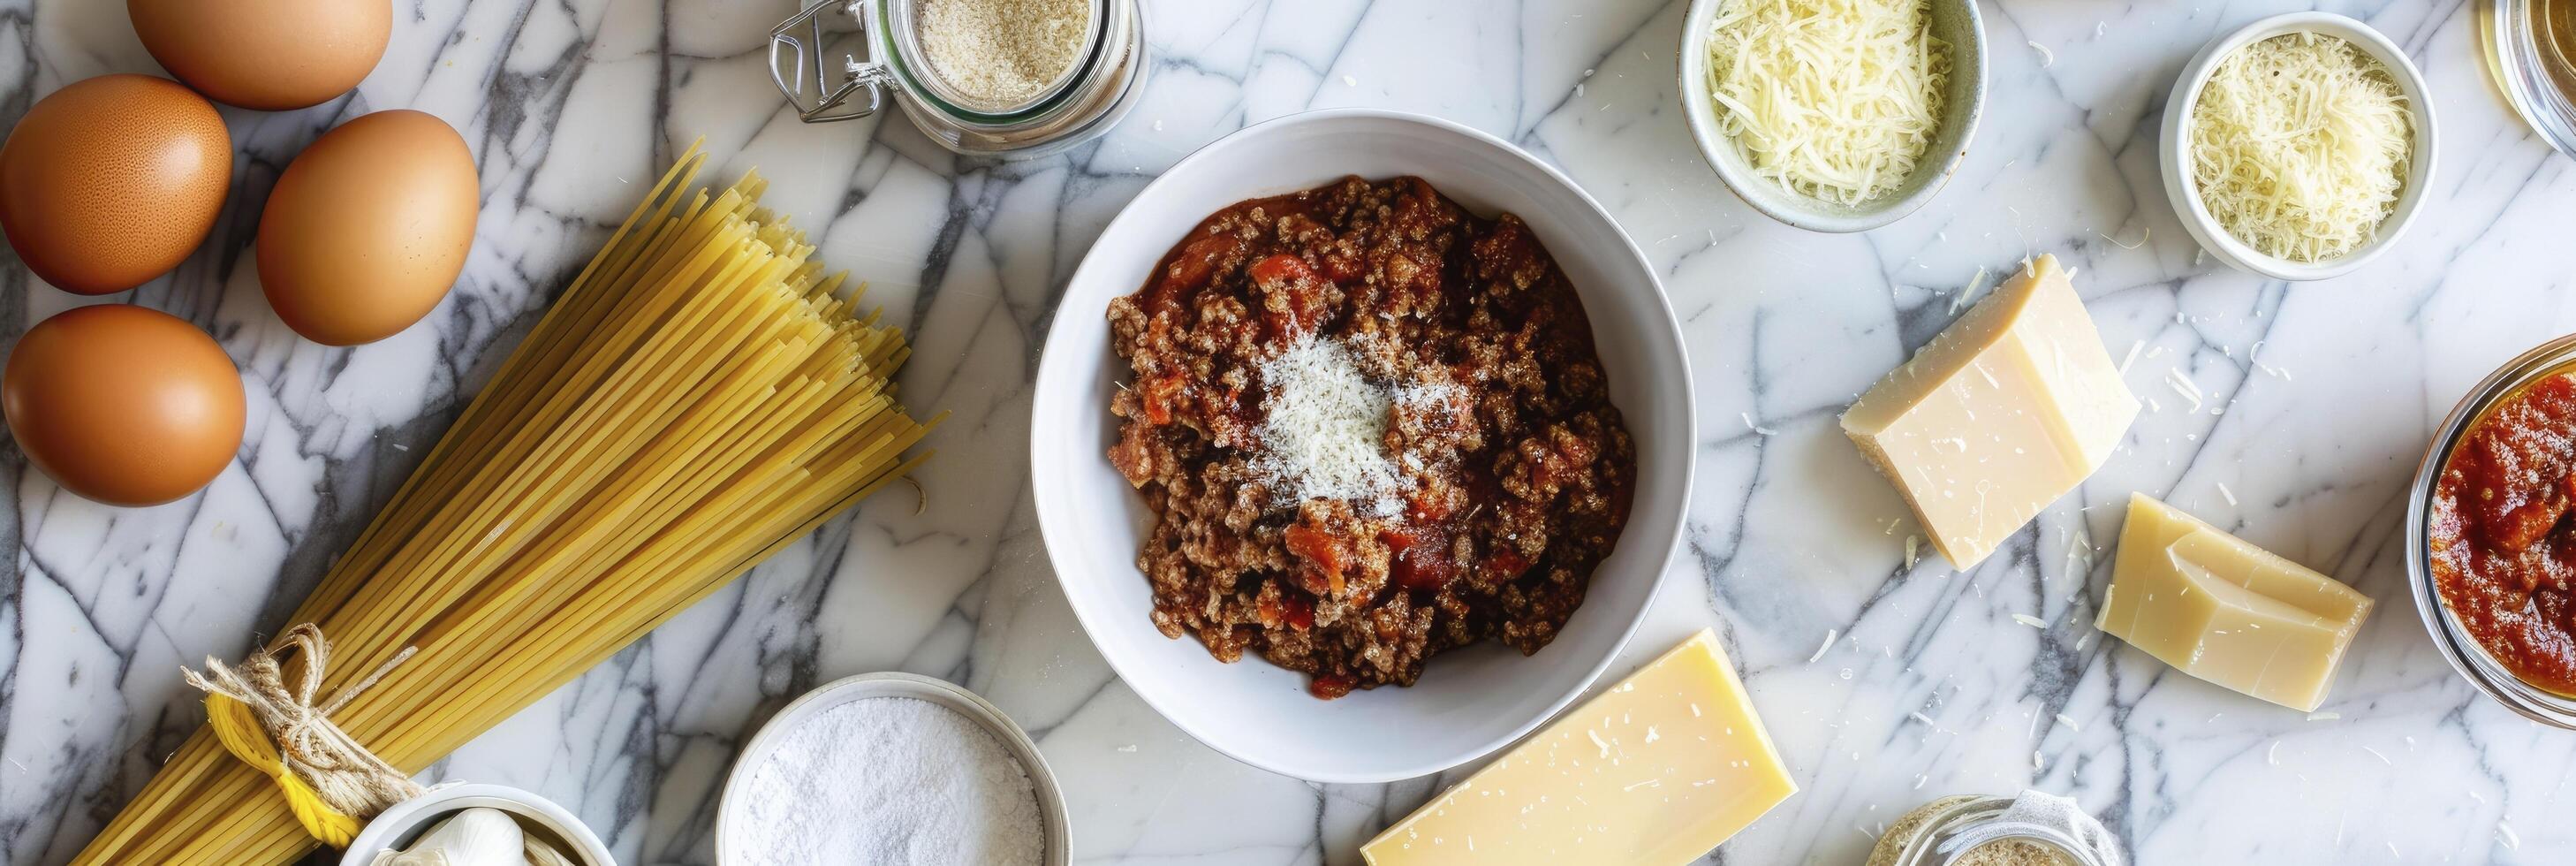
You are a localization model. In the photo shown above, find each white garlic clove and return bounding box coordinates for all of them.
[373,807,529,866]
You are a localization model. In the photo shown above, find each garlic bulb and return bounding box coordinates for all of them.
[373,808,529,866]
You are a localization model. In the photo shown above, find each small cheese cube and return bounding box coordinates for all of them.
[1842,254,2140,569]
[1359,630,1795,866]
[2095,493,2375,711]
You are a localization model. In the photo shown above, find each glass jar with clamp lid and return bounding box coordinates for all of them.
[769,0,1148,159]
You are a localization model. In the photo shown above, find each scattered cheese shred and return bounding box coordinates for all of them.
[1949,265,1989,315]
[1702,0,1952,205]
[2189,32,2412,262]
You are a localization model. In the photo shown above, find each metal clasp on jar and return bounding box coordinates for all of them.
[763,0,1148,159]
[768,0,896,123]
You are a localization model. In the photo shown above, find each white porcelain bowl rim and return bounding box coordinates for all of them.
[2157,11,2439,281]
[1027,108,1696,782]
[1676,0,1989,232]
[337,782,614,866]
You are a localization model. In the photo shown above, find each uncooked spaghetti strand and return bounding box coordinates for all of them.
[451,407,928,710]
[348,286,863,734]
[393,340,819,667]
[302,151,715,626]
[318,146,706,567]
[335,243,814,732]
[325,226,774,665]
[477,438,932,716]
[336,180,754,597]
[343,366,837,736]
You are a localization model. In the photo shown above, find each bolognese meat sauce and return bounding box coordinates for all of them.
[1105,176,1636,699]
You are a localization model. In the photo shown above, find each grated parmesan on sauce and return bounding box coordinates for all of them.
[1701,0,1951,206]
[2189,32,2411,262]
[1254,336,1409,514]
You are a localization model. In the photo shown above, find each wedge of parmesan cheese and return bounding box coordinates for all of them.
[1841,254,2139,569]
[2096,493,2374,711]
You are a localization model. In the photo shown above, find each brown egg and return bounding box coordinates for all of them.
[4,305,245,506]
[0,74,230,295]
[128,0,390,110]
[257,110,477,346]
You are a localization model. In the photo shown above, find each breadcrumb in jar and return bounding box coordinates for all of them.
[915,0,1093,110]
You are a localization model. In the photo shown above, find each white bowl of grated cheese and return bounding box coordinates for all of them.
[1029,109,1695,783]
[1678,0,1989,233]
[2159,12,2437,282]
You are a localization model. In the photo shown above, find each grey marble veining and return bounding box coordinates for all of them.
[4,0,2573,864]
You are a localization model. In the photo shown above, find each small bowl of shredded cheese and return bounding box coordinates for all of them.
[1680,0,1988,232]
[2161,12,2436,281]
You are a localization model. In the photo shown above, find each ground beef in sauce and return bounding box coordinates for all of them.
[1105,176,1635,699]
[2431,370,2576,696]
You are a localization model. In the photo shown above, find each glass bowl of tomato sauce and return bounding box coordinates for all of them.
[2410,332,2576,729]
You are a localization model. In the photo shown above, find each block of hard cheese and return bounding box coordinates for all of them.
[1842,254,2140,569]
[1360,630,1794,866]
[2095,493,2374,711]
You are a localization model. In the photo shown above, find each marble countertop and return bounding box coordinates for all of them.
[4,0,2572,863]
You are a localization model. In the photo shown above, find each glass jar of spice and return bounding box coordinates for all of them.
[1867,793,2124,866]
[768,0,1148,159]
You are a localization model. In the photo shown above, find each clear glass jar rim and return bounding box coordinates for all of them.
[2483,0,2576,158]
[1890,796,2114,866]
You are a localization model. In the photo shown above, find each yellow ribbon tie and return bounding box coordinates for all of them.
[203,692,364,848]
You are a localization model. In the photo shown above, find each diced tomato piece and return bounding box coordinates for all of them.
[1284,523,1346,596]
[1140,373,1185,425]
[1251,254,1328,339]
[1248,253,1315,285]
[1384,526,1456,591]
[1256,590,1317,630]
[1283,592,1315,629]
[1159,234,1246,295]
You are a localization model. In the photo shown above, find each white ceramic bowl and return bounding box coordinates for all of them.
[1029,109,1695,783]
[1678,0,1988,232]
[715,672,1071,865]
[339,783,613,866]
[2159,11,2437,281]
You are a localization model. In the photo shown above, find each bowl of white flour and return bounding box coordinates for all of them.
[716,672,1068,865]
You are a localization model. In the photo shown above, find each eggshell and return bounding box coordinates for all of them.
[3,305,245,506]
[257,110,478,346]
[128,0,390,110]
[0,74,230,295]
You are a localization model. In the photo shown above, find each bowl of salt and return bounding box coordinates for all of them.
[716,672,1070,865]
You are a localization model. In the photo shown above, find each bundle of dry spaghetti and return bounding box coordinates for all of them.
[74,143,938,865]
